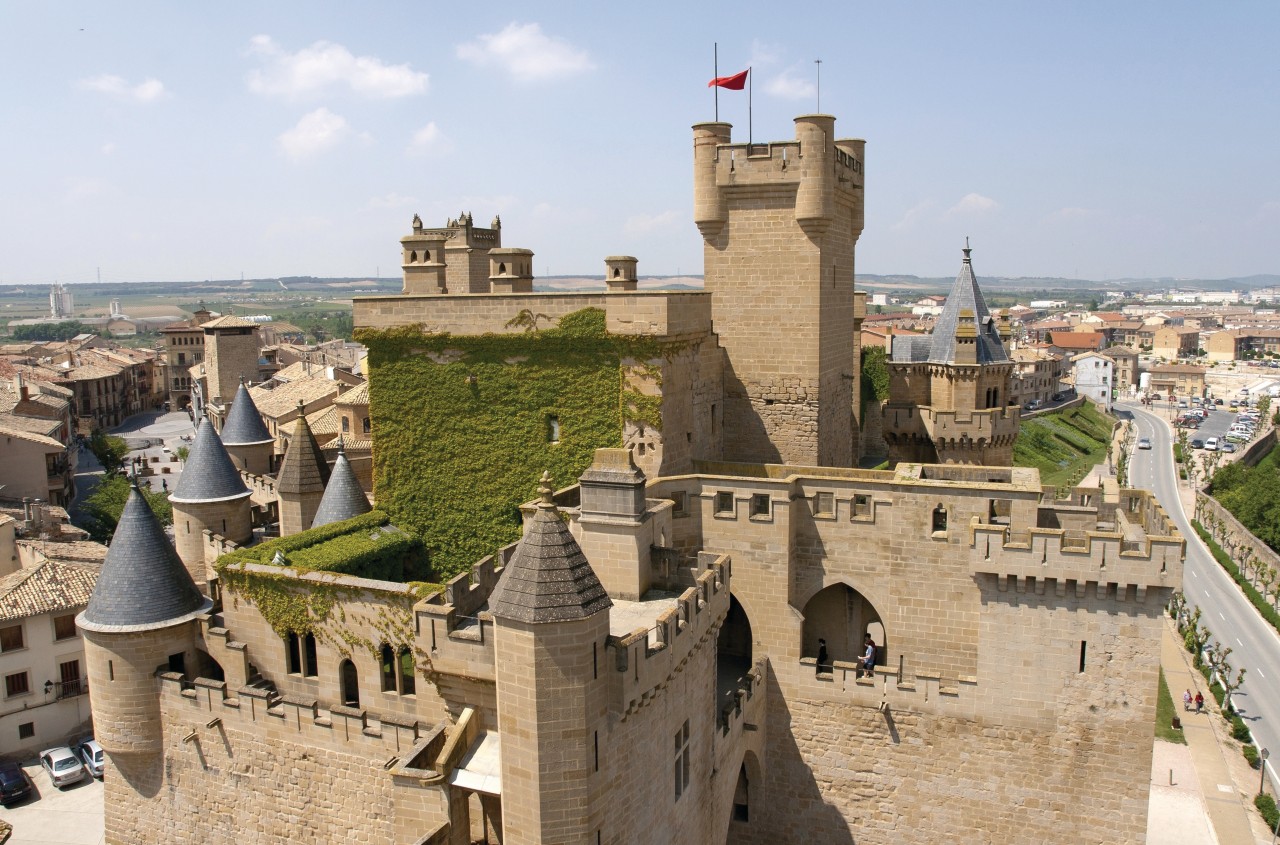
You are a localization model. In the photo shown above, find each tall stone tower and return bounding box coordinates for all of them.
[276,403,332,536]
[76,486,210,826]
[169,418,253,590]
[219,380,275,476]
[201,315,261,406]
[490,472,612,845]
[881,244,1018,465]
[399,212,502,295]
[693,115,865,467]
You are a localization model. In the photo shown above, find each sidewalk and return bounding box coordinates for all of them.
[1159,620,1260,844]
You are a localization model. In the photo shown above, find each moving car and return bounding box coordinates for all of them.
[40,746,86,788]
[1137,438,1152,450]
[78,738,104,778]
[0,760,32,805]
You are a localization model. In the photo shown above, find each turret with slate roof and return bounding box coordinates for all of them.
[169,416,253,589]
[882,242,1019,465]
[77,484,212,769]
[492,471,611,843]
[276,401,333,536]
[310,441,372,529]
[220,378,275,475]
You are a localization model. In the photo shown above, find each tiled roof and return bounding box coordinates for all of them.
[1049,332,1105,349]
[490,473,611,624]
[276,408,331,495]
[311,450,372,528]
[170,419,251,503]
[248,378,338,419]
[1149,364,1207,374]
[0,422,64,449]
[0,412,63,438]
[925,248,1009,365]
[299,404,340,437]
[220,382,274,446]
[200,315,259,330]
[334,382,369,406]
[0,559,99,623]
[79,486,210,632]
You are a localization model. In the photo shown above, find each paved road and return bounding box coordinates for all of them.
[2,759,104,845]
[1122,401,1280,788]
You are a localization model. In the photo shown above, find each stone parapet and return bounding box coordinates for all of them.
[607,553,731,719]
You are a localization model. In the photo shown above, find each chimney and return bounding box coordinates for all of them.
[14,372,27,401]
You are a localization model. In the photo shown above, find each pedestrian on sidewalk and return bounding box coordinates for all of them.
[1183,689,1193,711]
[1195,691,1204,713]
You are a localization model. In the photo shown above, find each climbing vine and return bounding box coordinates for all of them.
[357,307,676,577]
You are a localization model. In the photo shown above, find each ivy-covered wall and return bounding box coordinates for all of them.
[357,308,665,578]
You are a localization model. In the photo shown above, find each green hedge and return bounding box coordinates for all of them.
[215,510,429,582]
[358,307,673,578]
[1257,793,1279,830]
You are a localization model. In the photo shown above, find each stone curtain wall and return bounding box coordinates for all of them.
[1198,490,1280,582]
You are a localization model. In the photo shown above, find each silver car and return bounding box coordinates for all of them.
[40,746,86,788]
[78,738,104,778]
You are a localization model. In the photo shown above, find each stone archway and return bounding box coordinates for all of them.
[801,583,885,669]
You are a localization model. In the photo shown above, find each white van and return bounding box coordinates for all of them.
[1204,437,1219,451]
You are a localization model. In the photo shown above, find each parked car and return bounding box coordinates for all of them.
[0,760,32,805]
[1137,438,1152,450]
[1051,392,1066,402]
[1204,437,1219,451]
[1024,400,1042,411]
[1151,393,1162,401]
[1215,398,1224,405]
[78,738,104,778]
[40,746,86,788]
[1191,438,1205,449]
[1221,442,1238,453]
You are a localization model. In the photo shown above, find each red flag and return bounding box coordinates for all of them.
[708,69,748,90]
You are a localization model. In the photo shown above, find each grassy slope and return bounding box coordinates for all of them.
[1012,402,1116,488]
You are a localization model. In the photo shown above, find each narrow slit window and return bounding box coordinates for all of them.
[1079,640,1087,673]
[547,415,561,444]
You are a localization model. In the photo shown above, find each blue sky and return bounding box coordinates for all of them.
[2,2,1277,284]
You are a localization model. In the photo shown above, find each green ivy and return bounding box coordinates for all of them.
[357,307,673,578]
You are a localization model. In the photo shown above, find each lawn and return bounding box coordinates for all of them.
[1155,667,1186,744]
[1012,401,1116,488]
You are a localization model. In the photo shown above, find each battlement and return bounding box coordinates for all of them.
[607,552,731,720]
[412,545,520,683]
[240,469,278,508]
[796,660,982,719]
[354,290,713,340]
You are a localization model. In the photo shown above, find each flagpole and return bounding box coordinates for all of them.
[714,43,719,122]
[748,66,753,144]
[815,58,822,112]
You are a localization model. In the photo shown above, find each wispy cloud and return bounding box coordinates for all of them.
[624,210,680,235]
[79,74,166,103]
[278,108,351,160]
[764,66,816,100]
[947,193,999,216]
[248,36,428,99]
[456,23,594,82]
[406,122,453,156]
[891,199,939,231]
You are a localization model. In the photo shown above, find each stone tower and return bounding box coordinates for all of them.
[399,212,502,294]
[604,256,638,292]
[201,315,261,406]
[219,380,275,476]
[400,219,448,294]
[276,403,332,536]
[490,472,612,845]
[693,115,865,467]
[169,418,253,590]
[488,248,535,293]
[881,244,1018,465]
[76,485,210,823]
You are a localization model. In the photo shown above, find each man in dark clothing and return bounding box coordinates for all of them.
[816,639,828,676]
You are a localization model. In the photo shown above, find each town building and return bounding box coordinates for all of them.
[1071,351,1115,412]
[1007,346,1065,409]
[1101,345,1141,395]
[1151,326,1200,360]
[77,113,1180,845]
[1146,363,1207,400]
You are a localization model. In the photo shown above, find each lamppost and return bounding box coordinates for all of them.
[1260,747,1269,798]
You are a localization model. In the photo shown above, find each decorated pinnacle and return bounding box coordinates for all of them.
[538,471,555,507]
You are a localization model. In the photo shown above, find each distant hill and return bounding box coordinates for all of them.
[855,273,1280,294]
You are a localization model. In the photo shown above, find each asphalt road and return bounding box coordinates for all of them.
[1121,401,1280,784]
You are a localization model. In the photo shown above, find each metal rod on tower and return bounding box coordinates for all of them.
[714,43,719,122]
[815,59,822,112]
[748,66,753,145]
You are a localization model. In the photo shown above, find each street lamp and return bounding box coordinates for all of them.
[1260,747,1269,798]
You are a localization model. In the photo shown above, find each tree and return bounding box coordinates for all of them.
[504,309,552,332]
[9,320,92,342]
[88,431,130,474]
[1207,639,1247,713]
[175,446,190,464]
[79,475,172,543]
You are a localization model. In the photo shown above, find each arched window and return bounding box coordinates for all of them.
[399,647,415,695]
[380,644,396,692]
[409,250,418,263]
[340,659,360,707]
[285,633,301,674]
[932,504,948,533]
[362,417,371,434]
[498,263,507,275]
[614,268,621,278]
[733,764,750,822]
[303,634,318,677]
[342,416,350,433]
[801,583,885,672]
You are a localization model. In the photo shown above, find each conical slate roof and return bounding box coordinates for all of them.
[170,418,252,503]
[490,473,611,624]
[78,486,210,632]
[311,448,372,528]
[927,244,1010,366]
[276,404,331,495]
[220,382,273,446]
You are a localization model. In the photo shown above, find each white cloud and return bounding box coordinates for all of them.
[765,67,816,101]
[100,142,117,156]
[79,74,166,103]
[278,108,351,160]
[366,193,418,210]
[406,121,453,156]
[624,210,681,235]
[248,35,428,99]
[747,39,782,67]
[891,199,939,231]
[456,22,594,82]
[947,193,999,216]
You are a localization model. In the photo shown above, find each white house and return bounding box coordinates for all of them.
[1072,351,1115,412]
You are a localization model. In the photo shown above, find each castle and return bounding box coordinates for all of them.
[77,114,1182,844]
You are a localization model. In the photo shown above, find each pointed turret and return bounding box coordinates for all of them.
[927,241,1010,366]
[492,473,612,843]
[276,402,332,536]
[311,444,372,529]
[169,418,253,589]
[220,380,274,475]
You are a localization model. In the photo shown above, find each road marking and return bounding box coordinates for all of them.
[1237,638,1243,647]
[1220,612,1226,620]
[1192,570,1198,577]
[1259,668,1266,679]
